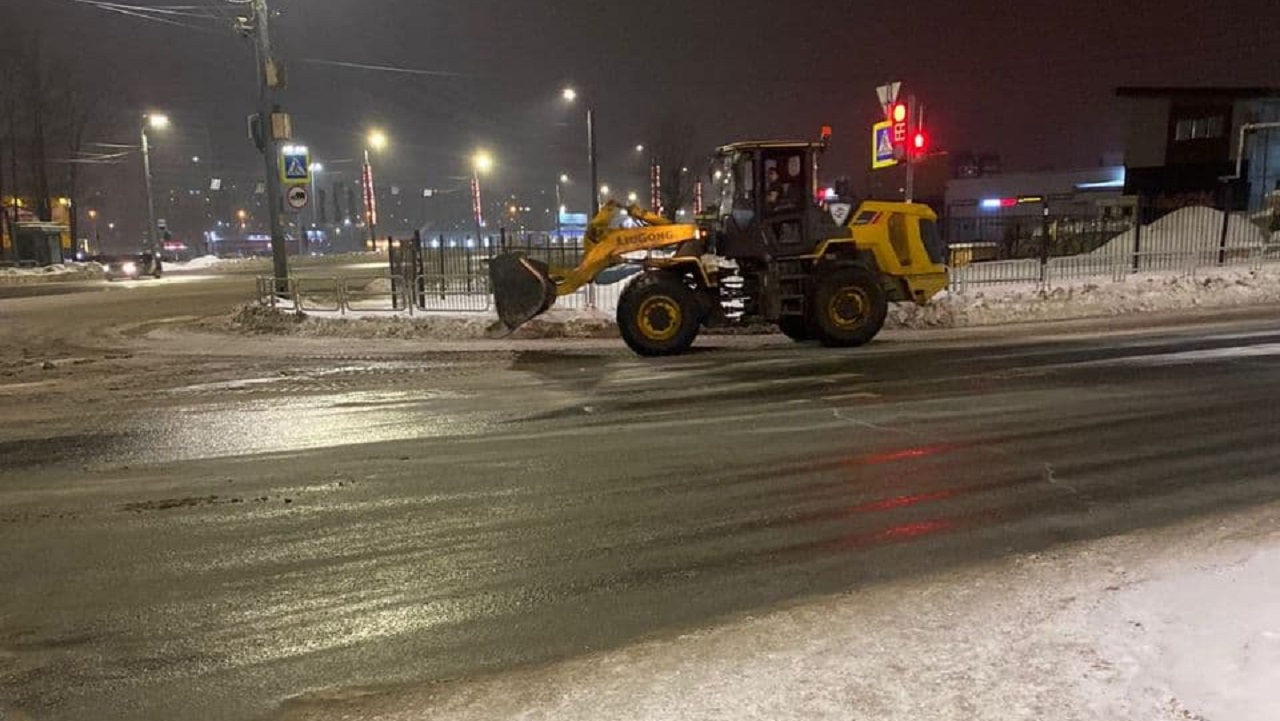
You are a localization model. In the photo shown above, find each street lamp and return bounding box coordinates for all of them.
[140,112,169,254]
[364,130,387,246]
[627,191,639,204]
[472,150,494,245]
[562,87,599,217]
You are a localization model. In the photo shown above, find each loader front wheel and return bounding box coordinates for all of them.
[811,267,888,348]
[617,274,702,357]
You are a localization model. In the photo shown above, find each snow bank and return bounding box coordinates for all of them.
[0,262,104,284]
[1091,206,1269,261]
[219,304,617,341]
[167,254,223,271]
[892,267,1280,329]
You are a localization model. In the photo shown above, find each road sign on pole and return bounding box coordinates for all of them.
[876,81,902,118]
[872,121,898,170]
[280,145,311,186]
[285,185,309,212]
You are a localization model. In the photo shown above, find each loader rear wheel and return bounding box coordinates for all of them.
[811,267,888,348]
[777,316,811,342]
[617,274,702,357]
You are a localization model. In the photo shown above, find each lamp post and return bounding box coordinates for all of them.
[140,113,169,254]
[364,130,387,247]
[563,88,599,218]
[472,150,494,247]
[308,162,323,231]
[87,209,99,253]
[555,173,569,240]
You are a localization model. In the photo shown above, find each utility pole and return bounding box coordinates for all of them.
[140,122,159,253]
[249,0,289,286]
[904,94,917,204]
[588,107,599,217]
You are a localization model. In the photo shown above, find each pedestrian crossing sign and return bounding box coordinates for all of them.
[279,145,311,186]
[872,121,898,170]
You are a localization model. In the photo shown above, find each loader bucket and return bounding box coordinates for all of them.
[489,253,558,331]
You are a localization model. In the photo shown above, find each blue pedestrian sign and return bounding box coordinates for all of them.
[872,121,898,170]
[280,145,311,186]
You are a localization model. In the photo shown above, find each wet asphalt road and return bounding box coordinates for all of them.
[2,277,1280,720]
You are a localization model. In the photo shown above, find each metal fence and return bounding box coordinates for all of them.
[947,203,1280,290]
[254,202,1280,313]
[255,272,628,316]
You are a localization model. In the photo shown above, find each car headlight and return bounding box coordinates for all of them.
[121,263,137,274]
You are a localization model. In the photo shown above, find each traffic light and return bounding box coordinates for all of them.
[891,103,908,144]
[913,131,929,154]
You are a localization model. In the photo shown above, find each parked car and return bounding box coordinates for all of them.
[94,253,163,281]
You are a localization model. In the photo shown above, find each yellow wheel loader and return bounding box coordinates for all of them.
[490,137,949,356]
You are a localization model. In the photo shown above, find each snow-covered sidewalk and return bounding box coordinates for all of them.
[229,266,1280,341]
[0,262,104,284]
[278,504,1280,721]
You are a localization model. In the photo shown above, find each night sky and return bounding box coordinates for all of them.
[11,0,1280,229]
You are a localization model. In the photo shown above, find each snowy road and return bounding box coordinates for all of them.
[2,276,1280,720]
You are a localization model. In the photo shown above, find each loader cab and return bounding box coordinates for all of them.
[706,141,844,259]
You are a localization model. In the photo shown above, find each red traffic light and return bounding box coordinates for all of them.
[913,131,929,152]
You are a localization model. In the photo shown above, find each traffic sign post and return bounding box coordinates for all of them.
[872,121,898,170]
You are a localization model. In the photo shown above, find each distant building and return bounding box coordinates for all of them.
[1117,86,1280,212]
[945,166,1126,218]
[942,167,1129,251]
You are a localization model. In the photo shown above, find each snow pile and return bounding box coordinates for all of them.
[1091,206,1268,261]
[167,254,223,271]
[892,267,1280,329]
[220,304,617,341]
[0,262,104,284]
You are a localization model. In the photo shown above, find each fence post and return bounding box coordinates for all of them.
[412,230,424,310]
[466,243,474,294]
[1038,203,1050,287]
[437,234,447,299]
[1217,181,1234,266]
[1131,199,1144,274]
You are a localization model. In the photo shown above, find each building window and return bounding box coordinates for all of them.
[1174,115,1225,142]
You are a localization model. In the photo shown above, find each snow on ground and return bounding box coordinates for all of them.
[278,504,1280,721]
[1090,206,1272,260]
[217,303,618,340]
[0,262,104,284]
[892,266,1280,329]
[165,254,223,271]
[225,266,1280,340]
